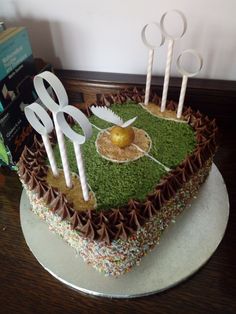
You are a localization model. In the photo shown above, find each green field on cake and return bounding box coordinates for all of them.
[53,103,196,211]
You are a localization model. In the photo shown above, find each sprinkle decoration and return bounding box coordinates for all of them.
[21,158,212,276]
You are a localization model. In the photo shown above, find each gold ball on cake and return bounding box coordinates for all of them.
[110,126,135,148]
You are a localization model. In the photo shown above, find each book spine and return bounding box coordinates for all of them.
[0,27,36,111]
[0,54,36,111]
[0,27,32,80]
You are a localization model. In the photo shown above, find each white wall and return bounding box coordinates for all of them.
[0,0,236,80]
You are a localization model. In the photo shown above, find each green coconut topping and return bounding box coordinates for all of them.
[53,103,196,211]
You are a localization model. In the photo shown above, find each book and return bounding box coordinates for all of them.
[0,27,36,111]
[0,63,54,168]
[0,94,32,166]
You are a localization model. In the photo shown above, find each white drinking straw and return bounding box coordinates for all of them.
[144,48,154,106]
[33,71,72,188]
[176,75,188,119]
[24,103,59,177]
[160,10,187,112]
[176,49,203,118]
[55,106,93,201]
[161,39,174,112]
[141,23,165,106]
[73,143,88,200]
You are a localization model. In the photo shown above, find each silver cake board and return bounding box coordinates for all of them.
[20,164,229,298]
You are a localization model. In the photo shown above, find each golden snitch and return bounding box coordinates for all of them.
[90,105,137,148]
[110,126,135,148]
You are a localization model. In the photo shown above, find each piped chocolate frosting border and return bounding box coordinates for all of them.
[18,88,218,244]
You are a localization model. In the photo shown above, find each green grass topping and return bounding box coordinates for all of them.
[53,103,196,211]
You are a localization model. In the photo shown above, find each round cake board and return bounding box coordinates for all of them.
[20,164,229,298]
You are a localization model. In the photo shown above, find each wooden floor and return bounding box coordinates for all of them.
[0,71,235,313]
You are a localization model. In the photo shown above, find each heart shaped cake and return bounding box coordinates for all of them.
[18,88,218,276]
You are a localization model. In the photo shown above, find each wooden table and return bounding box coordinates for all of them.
[0,73,235,313]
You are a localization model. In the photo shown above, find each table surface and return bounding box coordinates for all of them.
[0,126,235,314]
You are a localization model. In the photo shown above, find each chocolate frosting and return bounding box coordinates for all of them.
[50,192,67,212]
[18,88,218,243]
[35,181,49,198]
[108,208,125,225]
[128,208,145,229]
[80,219,96,239]
[21,169,31,184]
[128,199,141,209]
[166,101,177,111]
[28,175,39,190]
[115,222,134,241]
[43,187,58,205]
[18,161,28,177]
[32,135,45,151]
[97,223,115,244]
[32,165,48,177]
[142,200,158,218]
[66,114,75,126]
[71,212,84,230]
[96,212,109,225]
[56,203,73,220]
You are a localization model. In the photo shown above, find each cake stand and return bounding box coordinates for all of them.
[20,164,229,298]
